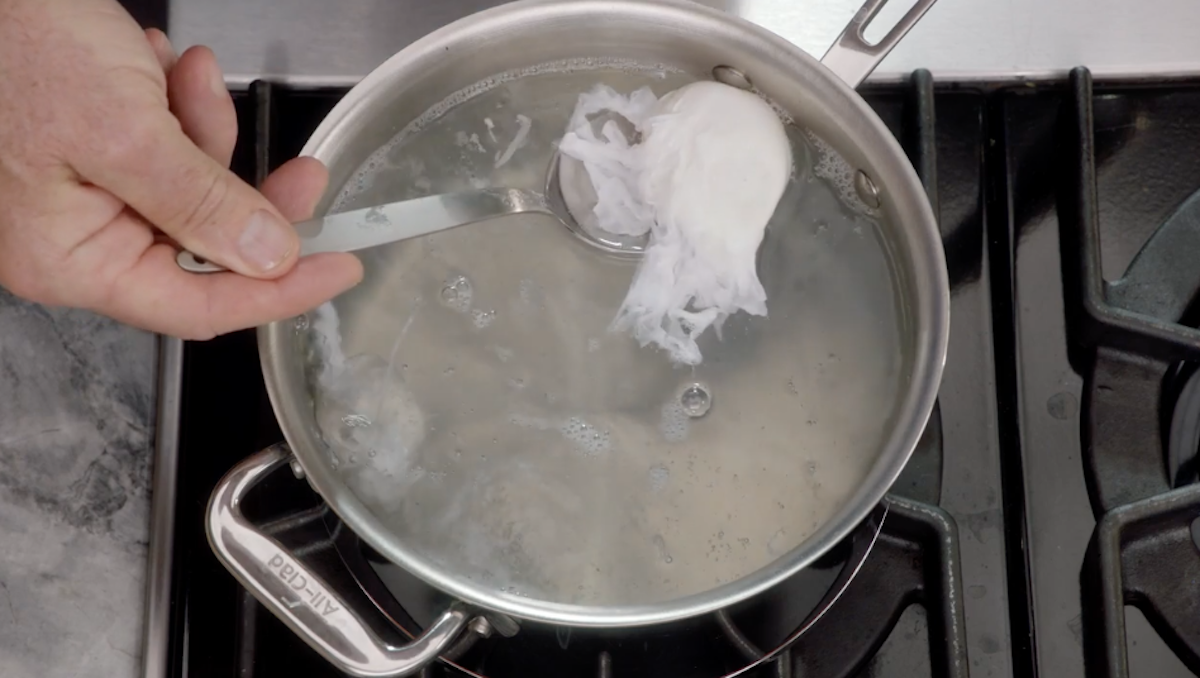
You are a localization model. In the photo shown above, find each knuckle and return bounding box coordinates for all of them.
[166,171,231,240]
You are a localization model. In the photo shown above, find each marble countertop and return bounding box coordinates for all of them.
[0,290,155,678]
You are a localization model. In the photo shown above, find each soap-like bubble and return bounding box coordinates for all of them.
[658,401,689,443]
[558,416,611,456]
[439,275,473,313]
[808,131,874,216]
[472,308,497,329]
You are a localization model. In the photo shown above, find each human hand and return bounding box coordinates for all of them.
[0,0,363,339]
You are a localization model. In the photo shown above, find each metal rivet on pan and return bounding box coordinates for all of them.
[289,458,306,480]
[855,170,882,209]
[712,65,753,90]
[486,613,521,638]
[469,617,495,639]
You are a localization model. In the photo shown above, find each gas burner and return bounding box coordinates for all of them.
[233,465,967,678]
[324,487,885,678]
[1166,362,1200,487]
[1065,67,1200,509]
[1086,484,1200,678]
[1060,67,1200,677]
[354,499,965,678]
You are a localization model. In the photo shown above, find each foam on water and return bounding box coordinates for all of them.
[506,412,618,456]
[454,130,487,154]
[332,58,680,212]
[807,131,875,216]
[658,401,690,443]
[439,275,473,313]
[558,416,611,456]
[471,308,497,329]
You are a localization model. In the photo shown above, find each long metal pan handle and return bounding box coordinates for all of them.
[820,0,939,89]
[206,444,471,678]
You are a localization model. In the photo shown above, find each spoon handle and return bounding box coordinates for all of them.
[176,188,549,273]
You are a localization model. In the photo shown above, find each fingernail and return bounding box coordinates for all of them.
[238,210,295,272]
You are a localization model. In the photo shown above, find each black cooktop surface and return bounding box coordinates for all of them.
[164,71,1200,678]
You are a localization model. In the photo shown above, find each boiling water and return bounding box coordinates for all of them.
[304,61,911,608]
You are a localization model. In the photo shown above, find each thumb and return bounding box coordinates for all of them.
[79,110,299,278]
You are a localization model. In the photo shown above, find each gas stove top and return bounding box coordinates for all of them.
[151,70,1200,678]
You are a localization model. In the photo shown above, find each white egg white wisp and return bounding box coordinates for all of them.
[559,81,792,365]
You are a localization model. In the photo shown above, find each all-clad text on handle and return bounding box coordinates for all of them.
[205,444,472,678]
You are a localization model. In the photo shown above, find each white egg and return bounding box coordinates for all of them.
[559,81,792,365]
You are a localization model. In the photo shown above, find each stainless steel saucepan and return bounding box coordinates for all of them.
[205,1,949,676]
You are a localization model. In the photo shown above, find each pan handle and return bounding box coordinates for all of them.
[820,0,939,89]
[206,444,472,678]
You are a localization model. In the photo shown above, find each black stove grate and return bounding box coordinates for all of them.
[993,64,1200,678]
[118,0,168,31]
[1054,67,1200,678]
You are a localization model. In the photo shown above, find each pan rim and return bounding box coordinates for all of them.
[257,0,950,628]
